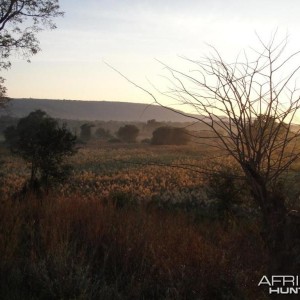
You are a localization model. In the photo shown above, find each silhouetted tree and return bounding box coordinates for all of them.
[152,126,190,145]
[142,34,300,273]
[117,124,139,143]
[4,110,77,193]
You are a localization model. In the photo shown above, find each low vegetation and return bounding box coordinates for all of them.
[0,111,299,299]
[117,124,140,143]
[0,133,285,299]
[0,193,267,300]
[151,126,190,145]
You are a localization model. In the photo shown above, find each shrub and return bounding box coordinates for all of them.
[117,124,139,143]
[151,126,190,145]
[205,164,251,220]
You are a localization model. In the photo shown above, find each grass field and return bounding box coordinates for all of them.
[0,140,275,299]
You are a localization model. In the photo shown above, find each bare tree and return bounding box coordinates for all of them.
[0,0,63,103]
[112,33,300,273]
[163,35,300,272]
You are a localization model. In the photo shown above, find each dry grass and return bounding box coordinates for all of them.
[0,194,268,299]
[0,142,272,299]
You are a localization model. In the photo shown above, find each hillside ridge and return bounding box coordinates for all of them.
[2,98,195,122]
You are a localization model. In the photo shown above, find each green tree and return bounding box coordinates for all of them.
[117,124,139,143]
[4,110,77,192]
[0,1,63,103]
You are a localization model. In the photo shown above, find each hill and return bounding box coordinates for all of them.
[2,98,196,122]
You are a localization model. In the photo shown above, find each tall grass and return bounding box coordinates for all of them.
[0,194,268,299]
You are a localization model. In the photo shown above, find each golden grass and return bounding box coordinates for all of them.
[0,142,272,298]
[0,194,268,299]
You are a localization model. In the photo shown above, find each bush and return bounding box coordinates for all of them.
[117,124,139,143]
[205,164,251,220]
[151,126,190,145]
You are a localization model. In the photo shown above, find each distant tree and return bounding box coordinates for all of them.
[152,126,190,145]
[80,123,94,141]
[4,110,77,192]
[146,119,164,129]
[146,119,157,127]
[246,114,289,143]
[0,1,63,104]
[151,127,169,145]
[147,119,156,125]
[117,124,139,143]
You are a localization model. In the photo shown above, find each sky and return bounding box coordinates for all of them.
[4,0,300,106]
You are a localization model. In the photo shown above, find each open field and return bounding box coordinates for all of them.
[1,141,215,201]
[0,141,275,299]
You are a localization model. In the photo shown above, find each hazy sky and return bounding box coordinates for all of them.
[4,0,300,104]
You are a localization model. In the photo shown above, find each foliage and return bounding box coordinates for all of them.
[205,163,251,220]
[4,110,77,192]
[117,124,139,143]
[152,126,190,145]
[0,0,63,102]
[0,0,63,70]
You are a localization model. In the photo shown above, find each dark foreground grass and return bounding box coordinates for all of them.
[0,195,268,299]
